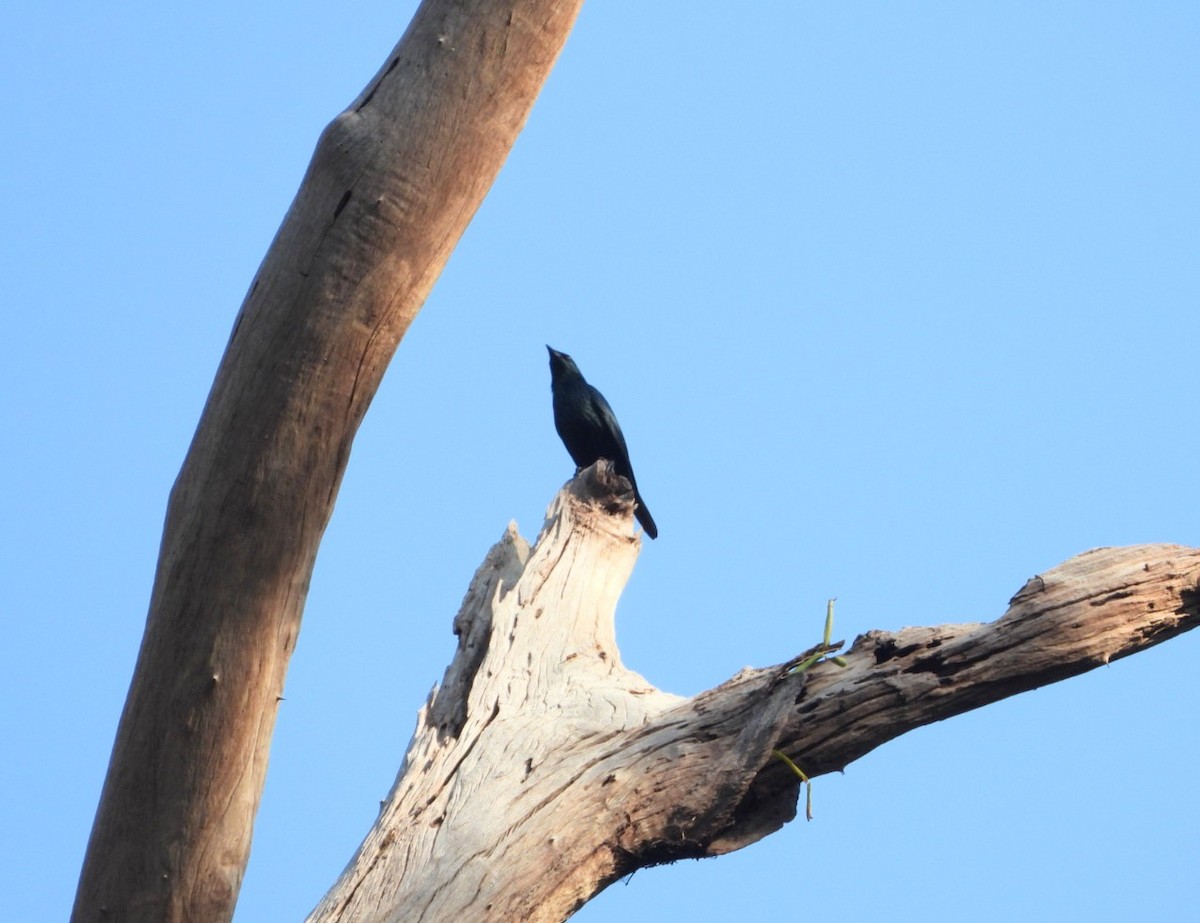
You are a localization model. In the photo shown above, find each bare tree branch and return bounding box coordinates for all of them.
[72,2,1200,920]
[71,3,584,921]
[308,464,1200,922]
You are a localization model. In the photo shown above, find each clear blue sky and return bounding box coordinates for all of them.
[3,3,1198,921]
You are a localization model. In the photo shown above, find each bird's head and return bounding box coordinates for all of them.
[546,346,581,384]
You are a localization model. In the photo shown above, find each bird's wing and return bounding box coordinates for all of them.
[586,385,632,461]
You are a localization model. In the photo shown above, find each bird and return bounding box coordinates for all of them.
[546,346,658,539]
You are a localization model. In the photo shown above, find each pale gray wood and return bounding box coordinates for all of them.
[309,464,1200,922]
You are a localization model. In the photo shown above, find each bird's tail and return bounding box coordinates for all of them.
[634,492,658,540]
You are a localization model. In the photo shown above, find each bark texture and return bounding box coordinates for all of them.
[71,3,584,921]
[309,464,1200,922]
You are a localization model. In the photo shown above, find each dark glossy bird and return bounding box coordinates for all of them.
[547,346,658,539]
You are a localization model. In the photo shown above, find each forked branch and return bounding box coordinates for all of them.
[310,463,1200,922]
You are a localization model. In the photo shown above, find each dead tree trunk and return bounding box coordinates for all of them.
[70,0,1200,920]
[308,464,1200,922]
[71,3,585,921]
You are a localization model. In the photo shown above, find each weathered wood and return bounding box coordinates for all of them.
[746,543,1200,811]
[309,465,1200,922]
[70,3,584,921]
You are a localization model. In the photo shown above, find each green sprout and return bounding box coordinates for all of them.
[775,598,849,819]
[785,598,847,674]
[771,748,815,821]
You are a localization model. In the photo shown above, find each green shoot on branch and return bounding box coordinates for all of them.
[774,598,850,819]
